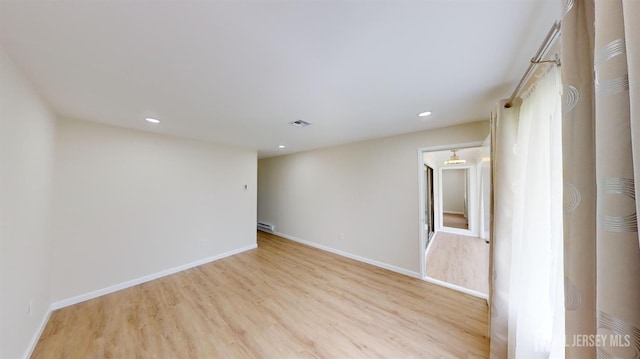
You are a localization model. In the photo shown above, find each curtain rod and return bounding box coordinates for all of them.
[504,21,561,108]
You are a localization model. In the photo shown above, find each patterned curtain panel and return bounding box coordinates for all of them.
[562,0,640,358]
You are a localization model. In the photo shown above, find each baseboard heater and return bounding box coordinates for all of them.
[257,222,275,232]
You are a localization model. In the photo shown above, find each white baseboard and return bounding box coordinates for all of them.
[438,226,479,237]
[273,231,421,279]
[23,308,52,359]
[51,244,257,310]
[443,211,465,215]
[422,275,488,300]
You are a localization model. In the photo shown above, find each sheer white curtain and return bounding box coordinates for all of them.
[490,99,519,359]
[507,65,564,358]
[490,65,564,358]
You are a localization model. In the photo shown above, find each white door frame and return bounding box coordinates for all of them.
[417,141,483,281]
[438,165,478,237]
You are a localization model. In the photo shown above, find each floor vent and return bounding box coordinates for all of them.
[257,222,275,232]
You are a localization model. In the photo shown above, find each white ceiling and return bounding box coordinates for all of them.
[0,0,558,158]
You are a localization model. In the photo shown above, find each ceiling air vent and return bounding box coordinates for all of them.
[289,119,311,128]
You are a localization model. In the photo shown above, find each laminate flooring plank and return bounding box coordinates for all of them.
[33,231,488,358]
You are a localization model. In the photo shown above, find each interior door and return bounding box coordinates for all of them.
[425,165,435,244]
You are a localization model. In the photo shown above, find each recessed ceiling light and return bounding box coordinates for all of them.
[278,144,286,149]
[145,117,160,124]
[418,111,432,117]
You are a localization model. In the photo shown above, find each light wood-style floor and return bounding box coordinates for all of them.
[33,231,489,358]
[425,232,489,295]
[442,213,468,230]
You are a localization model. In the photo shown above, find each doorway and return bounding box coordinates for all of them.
[439,165,475,235]
[418,140,491,298]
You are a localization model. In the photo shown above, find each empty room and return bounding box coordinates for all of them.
[1,1,638,358]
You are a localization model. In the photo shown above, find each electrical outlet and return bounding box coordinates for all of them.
[339,233,345,240]
[199,238,208,247]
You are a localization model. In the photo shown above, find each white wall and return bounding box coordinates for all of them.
[51,118,257,303]
[441,169,466,214]
[423,154,436,169]
[0,50,257,356]
[258,121,489,275]
[0,48,56,359]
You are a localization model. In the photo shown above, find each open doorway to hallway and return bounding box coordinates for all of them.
[418,138,491,298]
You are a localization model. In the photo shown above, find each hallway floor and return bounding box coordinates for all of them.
[442,213,468,230]
[425,232,489,295]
